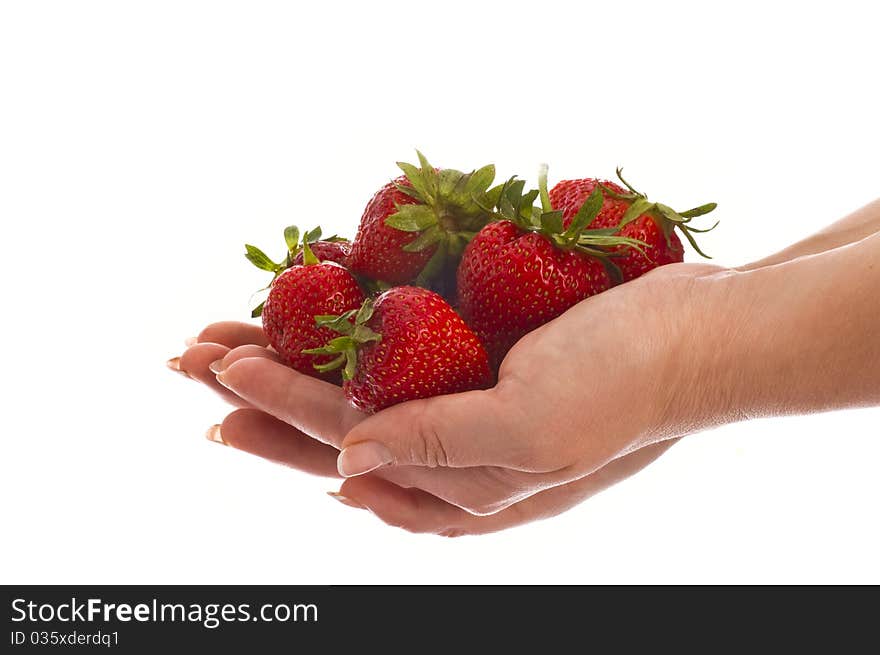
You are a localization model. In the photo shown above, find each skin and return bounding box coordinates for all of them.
[169,199,880,536]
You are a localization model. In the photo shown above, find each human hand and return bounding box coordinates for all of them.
[191,262,722,521]
[171,199,880,532]
[314,223,880,519]
[169,320,678,534]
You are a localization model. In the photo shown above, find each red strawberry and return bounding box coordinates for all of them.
[245,226,351,314]
[304,286,492,413]
[261,263,365,381]
[549,170,717,282]
[292,239,350,267]
[549,178,630,229]
[346,176,426,284]
[245,230,365,382]
[457,178,642,369]
[347,152,498,289]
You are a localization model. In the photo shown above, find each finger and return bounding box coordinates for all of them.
[172,342,250,408]
[217,357,364,447]
[218,358,595,516]
[218,357,618,517]
[372,463,540,516]
[196,321,270,349]
[335,440,677,536]
[213,357,524,512]
[214,344,281,372]
[211,408,340,478]
[332,476,540,536]
[336,389,541,478]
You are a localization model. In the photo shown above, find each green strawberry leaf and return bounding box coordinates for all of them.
[681,220,720,234]
[499,195,516,220]
[565,187,604,236]
[385,204,438,232]
[314,310,357,335]
[528,205,544,229]
[302,335,355,356]
[655,203,685,224]
[414,241,448,288]
[505,178,526,202]
[416,151,438,199]
[579,227,620,236]
[438,168,464,198]
[395,162,429,201]
[343,351,357,381]
[576,234,647,253]
[301,240,319,265]
[678,202,718,219]
[479,182,506,211]
[540,210,565,235]
[618,198,654,229]
[415,150,434,176]
[352,324,381,343]
[463,164,495,197]
[520,189,540,219]
[402,224,443,252]
[679,226,713,259]
[304,226,323,243]
[498,179,527,219]
[244,244,280,272]
[312,353,346,373]
[283,226,300,252]
[251,301,265,318]
[355,299,375,325]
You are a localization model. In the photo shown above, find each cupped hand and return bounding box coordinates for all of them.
[172,262,722,532]
[320,262,723,515]
[169,320,677,534]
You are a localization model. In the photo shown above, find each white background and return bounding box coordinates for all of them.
[1,1,878,584]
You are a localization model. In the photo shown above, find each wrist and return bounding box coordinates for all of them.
[693,268,760,425]
[655,266,754,437]
[687,234,880,425]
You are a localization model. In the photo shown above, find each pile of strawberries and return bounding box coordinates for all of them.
[245,152,717,413]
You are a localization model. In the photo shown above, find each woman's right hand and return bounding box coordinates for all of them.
[168,320,677,536]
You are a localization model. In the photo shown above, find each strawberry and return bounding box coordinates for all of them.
[549,169,718,282]
[292,239,350,267]
[244,226,350,317]
[347,152,498,289]
[346,176,425,284]
[244,229,365,382]
[303,286,492,413]
[457,176,643,369]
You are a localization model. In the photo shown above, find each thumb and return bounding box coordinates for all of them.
[337,388,526,477]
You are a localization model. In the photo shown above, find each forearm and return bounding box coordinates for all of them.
[694,231,880,425]
[739,198,880,271]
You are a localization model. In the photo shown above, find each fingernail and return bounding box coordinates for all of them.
[209,359,225,374]
[327,491,366,510]
[185,336,198,347]
[337,441,393,477]
[205,424,227,446]
[166,357,190,378]
[215,370,230,388]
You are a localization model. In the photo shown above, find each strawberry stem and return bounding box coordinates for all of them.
[538,163,553,214]
[301,298,383,381]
